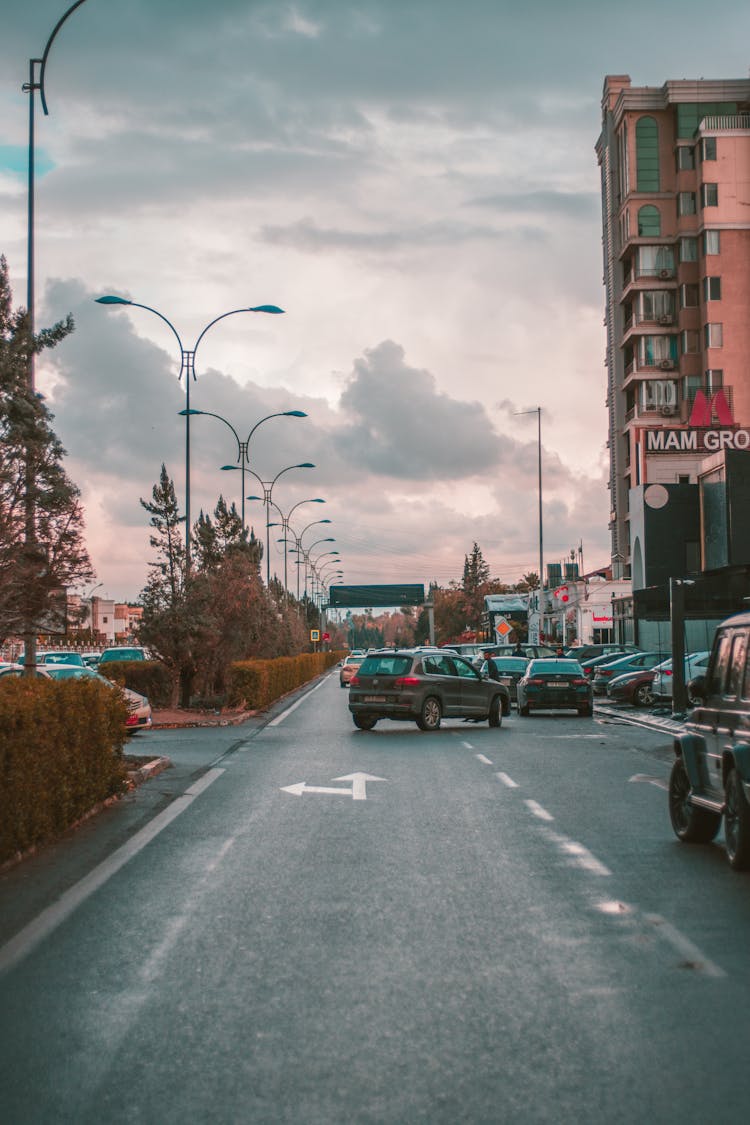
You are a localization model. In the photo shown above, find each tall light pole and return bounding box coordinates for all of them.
[96,296,284,572]
[22,0,90,675]
[245,462,316,586]
[515,407,545,642]
[179,408,306,531]
[266,499,326,595]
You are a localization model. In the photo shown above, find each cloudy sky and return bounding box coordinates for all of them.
[3,0,750,602]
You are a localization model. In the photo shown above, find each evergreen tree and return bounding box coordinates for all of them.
[462,542,490,595]
[0,255,93,644]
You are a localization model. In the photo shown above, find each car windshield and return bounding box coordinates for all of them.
[493,658,528,672]
[100,649,144,661]
[43,653,83,664]
[45,666,96,680]
[529,660,584,675]
[358,655,413,677]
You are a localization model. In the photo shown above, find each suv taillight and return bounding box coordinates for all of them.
[350,675,361,686]
[394,676,420,687]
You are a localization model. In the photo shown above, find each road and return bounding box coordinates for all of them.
[1,671,750,1124]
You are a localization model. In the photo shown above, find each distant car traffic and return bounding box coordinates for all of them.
[591,651,666,695]
[340,653,365,687]
[348,648,510,731]
[516,658,593,717]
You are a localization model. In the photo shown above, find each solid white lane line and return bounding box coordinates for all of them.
[645,914,727,978]
[496,772,518,788]
[475,754,493,765]
[0,768,226,977]
[268,677,328,726]
[524,800,554,822]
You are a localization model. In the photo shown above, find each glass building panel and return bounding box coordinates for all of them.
[636,117,659,191]
[637,205,661,236]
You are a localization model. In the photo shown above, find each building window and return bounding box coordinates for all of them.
[705,368,724,390]
[641,336,678,367]
[683,374,701,401]
[637,205,660,236]
[681,330,700,354]
[677,192,696,216]
[701,183,719,207]
[636,116,659,192]
[676,146,695,171]
[703,276,721,301]
[705,323,723,348]
[701,137,717,161]
[641,290,673,321]
[640,379,678,411]
[637,245,674,277]
[704,230,720,255]
[679,237,698,261]
[680,283,699,308]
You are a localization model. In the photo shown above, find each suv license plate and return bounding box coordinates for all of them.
[364,695,386,703]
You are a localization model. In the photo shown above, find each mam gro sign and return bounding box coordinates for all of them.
[645,428,750,454]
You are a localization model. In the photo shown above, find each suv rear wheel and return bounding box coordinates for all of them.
[417,696,441,731]
[488,696,502,728]
[668,758,721,843]
[724,768,750,870]
[353,714,377,730]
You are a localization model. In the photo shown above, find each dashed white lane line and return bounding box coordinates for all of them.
[645,914,727,978]
[496,772,519,788]
[524,799,555,822]
[475,754,493,765]
[0,768,226,977]
[547,832,612,876]
[461,741,474,750]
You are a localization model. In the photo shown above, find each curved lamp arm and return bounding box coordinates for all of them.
[38,0,90,115]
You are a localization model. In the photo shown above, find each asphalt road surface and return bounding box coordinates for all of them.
[2,672,750,1124]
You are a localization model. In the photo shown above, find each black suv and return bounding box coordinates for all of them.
[348,648,511,731]
[668,611,750,870]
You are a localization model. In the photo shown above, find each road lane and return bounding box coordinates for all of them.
[2,672,750,1123]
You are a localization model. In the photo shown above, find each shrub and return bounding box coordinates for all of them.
[226,651,343,709]
[97,659,173,707]
[0,678,127,864]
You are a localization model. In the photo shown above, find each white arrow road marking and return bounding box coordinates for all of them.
[281,772,387,801]
[629,773,669,791]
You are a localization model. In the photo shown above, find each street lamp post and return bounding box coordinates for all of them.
[96,297,284,572]
[244,462,316,586]
[266,499,326,596]
[21,0,90,675]
[515,406,545,643]
[179,408,307,531]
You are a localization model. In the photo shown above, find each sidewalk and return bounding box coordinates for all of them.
[150,706,256,729]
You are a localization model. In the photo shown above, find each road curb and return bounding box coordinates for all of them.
[126,757,173,785]
[595,703,685,737]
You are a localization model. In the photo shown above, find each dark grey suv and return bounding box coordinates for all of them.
[348,648,511,731]
[669,611,750,870]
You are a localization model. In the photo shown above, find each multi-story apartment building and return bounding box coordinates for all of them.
[597,75,750,583]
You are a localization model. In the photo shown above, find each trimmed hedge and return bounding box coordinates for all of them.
[227,651,344,710]
[98,660,173,707]
[0,678,127,865]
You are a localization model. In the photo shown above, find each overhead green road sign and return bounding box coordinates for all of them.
[329,584,425,608]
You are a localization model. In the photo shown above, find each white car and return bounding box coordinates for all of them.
[652,651,711,703]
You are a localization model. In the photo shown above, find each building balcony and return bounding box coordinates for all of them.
[699,115,750,134]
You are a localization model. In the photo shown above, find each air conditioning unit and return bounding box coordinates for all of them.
[660,405,677,417]
[660,358,675,370]
[659,269,671,279]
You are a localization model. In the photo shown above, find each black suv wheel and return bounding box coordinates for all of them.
[488,696,502,728]
[725,768,750,869]
[668,759,721,843]
[417,696,441,731]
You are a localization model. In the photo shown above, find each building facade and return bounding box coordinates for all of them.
[597,75,750,583]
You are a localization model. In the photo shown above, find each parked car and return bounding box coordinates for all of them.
[579,651,634,678]
[38,651,86,667]
[652,651,711,703]
[0,663,152,732]
[606,664,667,707]
[340,653,365,687]
[98,646,148,664]
[516,658,593,717]
[478,655,529,706]
[591,651,666,695]
[348,648,510,731]
[669,612,750,869]
[565,643,642,664]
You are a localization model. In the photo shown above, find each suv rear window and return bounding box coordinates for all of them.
[358,655,413,677]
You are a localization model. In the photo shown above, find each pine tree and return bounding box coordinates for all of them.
[0,255,93,644]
